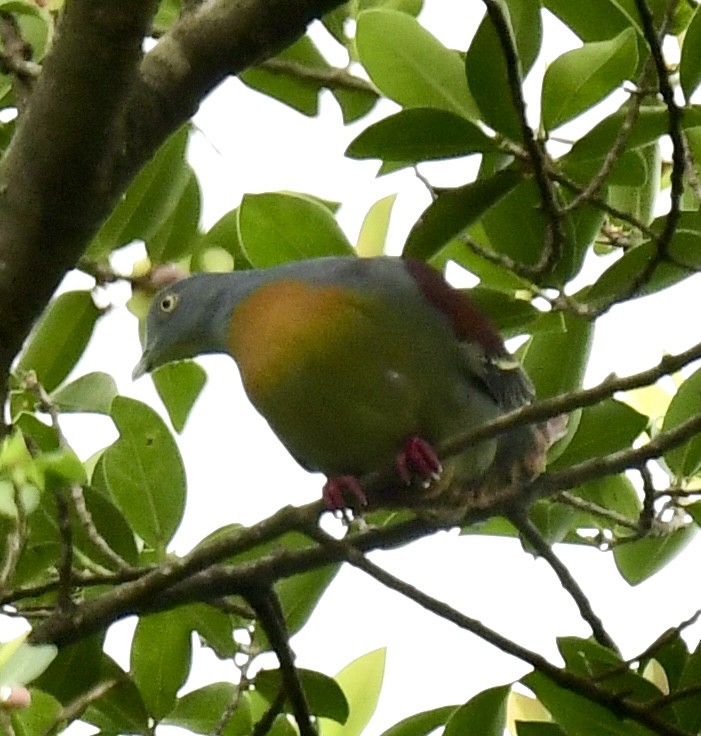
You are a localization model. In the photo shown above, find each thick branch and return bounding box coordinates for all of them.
[0,0,159,374]
[0,0,347,380]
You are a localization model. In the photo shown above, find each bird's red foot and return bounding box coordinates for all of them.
[322,475,367,512]
[396,436,442,486]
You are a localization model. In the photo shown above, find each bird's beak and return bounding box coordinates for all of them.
[132,352,152,380]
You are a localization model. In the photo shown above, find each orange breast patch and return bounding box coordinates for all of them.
[227,279,358,400]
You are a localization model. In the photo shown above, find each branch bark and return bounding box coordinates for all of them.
[0,0,346,377]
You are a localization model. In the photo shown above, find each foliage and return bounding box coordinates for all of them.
[1,0,701,735]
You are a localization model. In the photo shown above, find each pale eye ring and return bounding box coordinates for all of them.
[159,293,179,313]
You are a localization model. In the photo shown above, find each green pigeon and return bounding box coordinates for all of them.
[133,256,554,511]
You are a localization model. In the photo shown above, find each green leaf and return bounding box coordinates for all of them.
[550,399,647,470]
[17,291,101,392]
[240,37,321,116]
[569,475,642,527]
[403,169,521,260]
[357,0,424,13]
[89,126,191,257]
[164,683,252,735]
[0,0,50,61]
[444,685,510,736]
[238,192,353,268]
[103,397,186,551]
[35,635,104,703]
[183,603,238,659]
[320,648,386,736]
[196,207,251,270]
[640,632,687,692]
[146,171,201,263]
[357,194,396,257]
[607,141,660,226]
[71,484,140,569]
[151,360,207,433]
[131,609,192,720]
[14,414,58,453]
[516,723,568,736]
[562,146,648,188]
[479,179,563,282]
[662,366,701,477]
[674,640,701,732]
[569,106,701,162]
[528,500,577,546]
[80,656,150,735]
[36,447,86,487]
[0,479,40,519]
[543,0,633,42]
[557,636,622,675]
[542,28,637,131]
[153,0,181,33]
[466,0,542,139]
[50,371,117,414]
[614,526,696,585]
[356,9,478,117]
[681,5,701,101]
[10,689,62,736]
[438,233,529,293]
[241,35,377,122]
[0,641,57,686]
[256,668,349,723]
[465,288,540,337]
[523,671,633,736]
[379,705,458,736]
[557,637,662,705]
[262,564,339,644]
[585,229,701,308]
[521,313,594,399]
[346,108,495,163]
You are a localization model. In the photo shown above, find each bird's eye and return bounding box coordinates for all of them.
[159,293,179,313]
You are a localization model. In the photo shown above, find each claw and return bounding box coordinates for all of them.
[322,475,367,513]
[396,436,442,486]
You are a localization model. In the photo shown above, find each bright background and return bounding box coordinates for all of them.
[7,2,701,733]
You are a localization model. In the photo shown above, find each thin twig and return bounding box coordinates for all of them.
[620,0,685,300]
[510,511,619,652]
[24,372,74,611]
[561,81,648,213]
[309,527,692,736]
[504,139,660,241]
[482,0,564,275]
[69,484,135,572]
[0,484,26,597]
[24,370,135,573]
[247,588,316,736]
[556,492,640,531]
[252,689,286,736]
[212,676,251,736]
[48,679,118,734]
[535,409,701,498]
[259,57,378,95]
[638,464,656,535]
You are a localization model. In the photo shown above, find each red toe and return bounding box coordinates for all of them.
[322,475,367,511]
[396,436,442,485]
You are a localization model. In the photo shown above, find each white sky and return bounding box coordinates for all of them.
[10,2,701,734]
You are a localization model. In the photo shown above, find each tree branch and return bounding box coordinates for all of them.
[482,0,564,275]
[0,0,347,381]
[0,0,159,376]
[511,512,618,652]
[309,527,692,736]
[247,588,315,736]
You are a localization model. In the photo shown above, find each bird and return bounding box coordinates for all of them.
[133,256,555,514]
